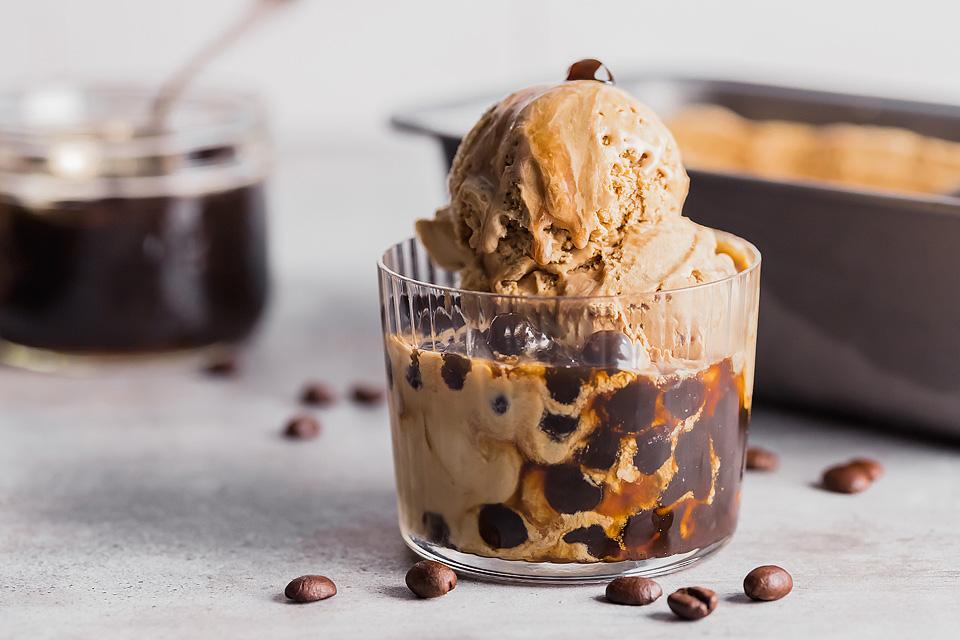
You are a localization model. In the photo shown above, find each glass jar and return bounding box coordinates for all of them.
[0,83,270,369]
[378,236,760,583]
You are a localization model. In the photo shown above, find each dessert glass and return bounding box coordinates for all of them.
[0,83,270,371]
[378,236,760,583]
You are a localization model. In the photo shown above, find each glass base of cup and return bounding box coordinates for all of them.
[402,531,731,585]
[0,338,238,375]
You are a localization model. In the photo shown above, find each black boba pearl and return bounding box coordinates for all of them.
[544,366,590,404]
[491,394,509,415]
[633,432,673,475]
[422,511,451,546]
[622,508,674,547]
[566,58,615,84]
[538,412,579,441]
[486,313,546,357]
[595,378,659,433]
[662,376,705,419]
[563,525,619,559]
[581,330,634,368]
[440,353,471,390]
[405,351,423,390]
[384,353,394,390]
[660,425,712,505]
[577,428,622,470]
[478,504,528,549]
[543,464,603,514]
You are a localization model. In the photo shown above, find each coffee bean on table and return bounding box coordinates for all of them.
[821,462,872,494]
[667,586,718,620]
[284,575,337,603]
[351,384,385,405]
[746,446,779,471]
[849,457,884,481]
[204,355,239,377]
[743,565,793,601]
[605,576,662,605]
[284,415,321,440]
[300,382,335,407]
[405,560,457,598]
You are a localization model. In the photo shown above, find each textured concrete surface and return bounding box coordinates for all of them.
[2,143,959,639]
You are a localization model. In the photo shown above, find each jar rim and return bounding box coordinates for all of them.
[0,81,265,155]
[378,231,761,302]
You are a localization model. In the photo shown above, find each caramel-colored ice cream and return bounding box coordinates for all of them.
[669,104,960,194]
[416,81,738,297]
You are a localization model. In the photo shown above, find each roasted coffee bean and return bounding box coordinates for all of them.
[746,446,779,471]
[351,384,385,405]
[633,432,673,474]
[486,313,547,357]
[284,415,321,440]
[544,366,590,404]
[422,512,451,546]
[543,464,603,514]
[822,462,872,494]
[440,353,471,390]
[566,58,615,84]
[478,503,528,549]
[563,525,618,559]
[581,330,633,368]
[849,457,884,481]
[405,560,457,599]
[667,586,717,620]
[595,378,658,433]
[284,575,336,603]
[539,412,579,441]
[405,351,423,390]
[578,428,621,470]
[491,394,509,415]
[300,382,335,407]
[662,376,705,419]
[204,355,239,377]
[743,565,793,601]
[605,576,663,606]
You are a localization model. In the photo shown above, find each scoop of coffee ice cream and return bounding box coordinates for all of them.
[416,77,737,297]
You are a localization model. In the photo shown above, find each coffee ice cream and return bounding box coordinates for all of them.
[416,77,738,297]
[380,61,761,574]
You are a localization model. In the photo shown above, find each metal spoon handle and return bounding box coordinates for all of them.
[148,0,293,131]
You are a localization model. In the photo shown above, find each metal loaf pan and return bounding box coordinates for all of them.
[392,76,960,438]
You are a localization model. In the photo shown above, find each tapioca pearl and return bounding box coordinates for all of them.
[662,376,705,419]
[538,412,579,441]
[491,394,509,415]
[660,425,712,505]
[577,427,622,470]
[581,330,634,368]
[486,313,548,357]
[633,431,673,475]
[595,378,658,434]
[405,351,423,390]
[422,511,451,546]
[440,353,471,390]
[623,508,674,548]
[477,503,528,549]
[563,525,619,559]
[543,464,603,514]
[544,366,591,404]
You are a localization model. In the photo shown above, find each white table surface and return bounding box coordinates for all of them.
[3,139,959,639]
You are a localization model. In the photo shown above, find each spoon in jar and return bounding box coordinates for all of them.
[146,0,297,132]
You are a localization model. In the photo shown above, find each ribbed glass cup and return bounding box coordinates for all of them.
[378,234,760,583]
